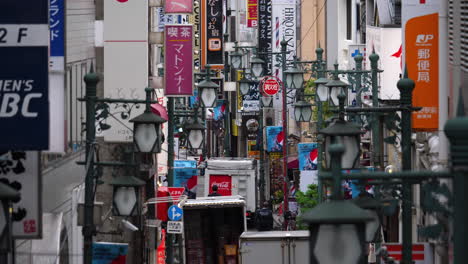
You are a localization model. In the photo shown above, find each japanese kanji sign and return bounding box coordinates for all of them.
[258,0,272,75]
[165,25,194,96]
[165,0,193,14]
[201,0,224,68]
[405,13,439,131]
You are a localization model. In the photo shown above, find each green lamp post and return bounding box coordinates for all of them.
[250,54,266,78]
[197,65,220,108]
[303,144,373,264]
[0,183,20,263]
[326,64,349,106]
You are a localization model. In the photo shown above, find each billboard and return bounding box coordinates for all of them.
[402,1,439,131]
[265,126,283,152]
[201,0,224,68]
[104,0,148,142]
[298,143,318,171]
[92,242,128,264]
[0,0,49,150]
[209,175,232,196]
[165,25,194,96]
[0,151,42,238]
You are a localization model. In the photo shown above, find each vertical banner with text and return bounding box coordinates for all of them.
[0,151,41,238]
[201,0,224,68]
[258,0,272,75]
[266,126,283,152]
[247,0,258,27]
[165,25,194,96]
[405,13,439,131]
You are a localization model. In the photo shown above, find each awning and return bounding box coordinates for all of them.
[287,156,298,169]
[151,103,168,121]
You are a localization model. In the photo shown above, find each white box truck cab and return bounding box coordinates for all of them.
[182,196,247,264]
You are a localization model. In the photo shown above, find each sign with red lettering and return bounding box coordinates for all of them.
[209,175,232,196]
[168,187,185,201]
[261,76,281,96]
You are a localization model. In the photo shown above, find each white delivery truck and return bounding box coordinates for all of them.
[198,158,258,226]
[238,231,309,264]
[181,195,247,264]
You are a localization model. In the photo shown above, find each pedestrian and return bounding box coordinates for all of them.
[208,184,222,196]
[255,201,273,231]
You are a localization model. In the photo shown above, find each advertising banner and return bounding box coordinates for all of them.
[266,126,283,152]
[258,0,272,75]
[405,13,439,131]
[402,1,439,131]
[201,0,224,68]
[247,0,258,27]
[165,0,193,14]
[174,160,198,196]
[104,0,148,142]
[165,25,194,96]
[0,151,41,238]
[241,81,261,112]
[92,242,128,264]
[298,143,318,171]
[0,0,49,150]
[271,0,296,80]
[187,1,201,69]
[156,7,188,32]
[209,175,232,196]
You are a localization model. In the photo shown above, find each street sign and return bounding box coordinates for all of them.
[261,76,281,96]
[168,187,185,201]
[168,205,183,221]
[0,0,49,150]
[167,221,183,234]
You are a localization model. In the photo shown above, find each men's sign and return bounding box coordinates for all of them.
[0,1,49,150]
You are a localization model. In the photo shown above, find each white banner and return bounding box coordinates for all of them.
[0,151,41,238]
[103,0,149,142]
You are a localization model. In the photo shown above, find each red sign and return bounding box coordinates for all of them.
[261,76,281,96]
[209,175,232,196]
[383,243,429,263]
[247,0,258,27]
[168,187,185,201]
[157,229,166,264]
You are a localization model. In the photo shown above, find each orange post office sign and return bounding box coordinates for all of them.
[405,13,439,131]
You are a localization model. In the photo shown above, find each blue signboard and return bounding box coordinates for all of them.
[266,126,283,152]
[0,1,49,150]
[298,143,318,171]
[50,0,65,57]
[168,205,183,221]
[92,242,128,264]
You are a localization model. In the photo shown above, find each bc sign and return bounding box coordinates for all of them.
[0,1,49,150]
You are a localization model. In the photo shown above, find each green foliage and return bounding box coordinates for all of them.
[295,183,319,229]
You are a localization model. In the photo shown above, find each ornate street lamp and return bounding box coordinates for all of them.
[261,94,273,108]
[109,176,145,216]
[130,88,167,153]
[250,55,265,78]
[326,63,349,106]
[238,72,251,96]
[185,119,206,149]
[293,100,313,122]
[198,66,219,107]
[303,144,373,264]
[230,42,243,69]
[284,63,305,89]
[320,118,363,170]
[315,77,331,102]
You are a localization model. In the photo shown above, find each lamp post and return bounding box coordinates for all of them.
[82,68,166,264]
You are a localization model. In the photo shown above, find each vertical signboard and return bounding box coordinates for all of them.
[298,143,318,171]
[247,0,258,27]
[241,81,260,112]
[258,0,272,75]
[188,1,201,69]
[271,0,296,80]
[165,0,193,14]
[402,1,439,131]
[0,151,41,238]
[104,0,148,142]
[201,0,224,68]
[165,25,194,96]
[0,1,49,150]
[49,0,66,152]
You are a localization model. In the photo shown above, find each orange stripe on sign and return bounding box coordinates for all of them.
[389,253,425,261]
